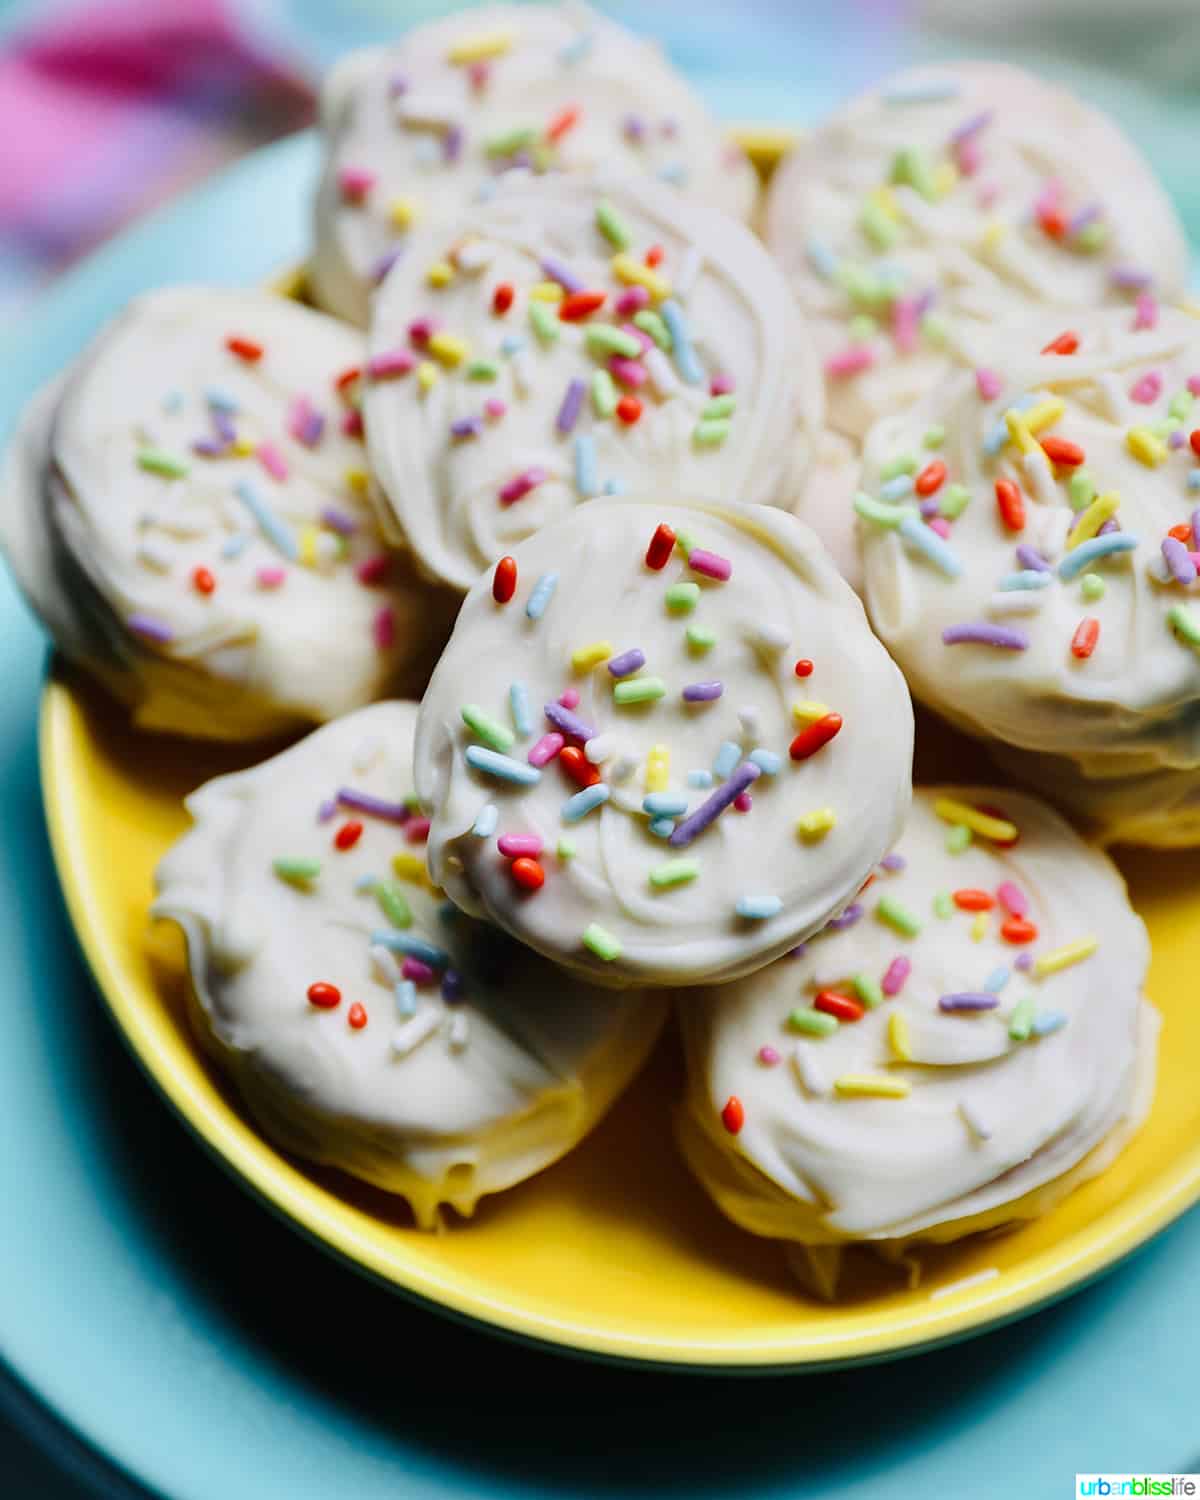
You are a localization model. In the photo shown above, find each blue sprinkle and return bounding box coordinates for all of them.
[658,162,687,186]
[713,741,742,780]
[234,479,297,560]
[688,769,714,789]
[500,335,525,356]
[221,533,251,560]
[473,803,499,837]
[574,433,598,497]
[562,784,610,822]
[648,816,675,839]
[983,966,1010,993]
[465,745,542,785]
[394,980,417,1017]
[509,682,532,739]
[660,299,703,385]
[644,792,688,817]
[1189,471,1200,492]
[162,389,185,414]
[806,238,839,280]
[880,474,915,502]
[205,386,238,413]
[603,477,627,495]
[748,748,781,776]
[736,894,782,920]
[526,571,558,621]
[998,570,1053,591]
[982,420,1010,456]
[559,31,594,64]
[1057,533,1138,581]
[371,932,450,968]
[354,875,378,893]
[1032,1009,1069,1037]
[898,514,963,578]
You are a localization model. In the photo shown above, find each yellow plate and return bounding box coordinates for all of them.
[39,665,1200,1369]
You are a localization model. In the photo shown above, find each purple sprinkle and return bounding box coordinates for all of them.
[450,416,483,440]
[919,498,941,519]
[1097,518,1119,537]
[1162,536,1197,585]
[211,407,236,445]
[1169,429,1186,450]
[321,506,357,537]
[787,944,808,959]
[668,761,761,848]
[1015,952,1034,972]
[555,377,586,435]
[337,787,411,823]
[623,113,646,143]
[1015,544,1050,573]
[943,623,1029,649]
[949,108,993,145]
[371,246,405,285]
[441,969,465,1004]
[882,956,910,996]
[682,681,723,703]
[607,648,645,678]
[388,72,408,96]
[443,124,464,163]
[1191,509,1200,549]
[1068,202,1102,236]
[191,437,230,457]
[826,902,864,933]
[127,613,174,644]
[540,256,583,294]
[544,701,596,743]
[1110,265,1152,292]
[317,797,338,823]
[913,287,938,318]
[939,992,1000,1013]
[880,852,906,872]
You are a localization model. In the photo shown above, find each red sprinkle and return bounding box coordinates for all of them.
[559,290,605,321]
[1038,207,1066,240]
[546,104,580,142]
[814,990,865,1023]
[405,817,431,844]
[492,282,514,315]
[356,554,392,586]
[1001,917,1038,945]
[793,659,814,678]
[307,982,341,1010]
[953,888,995,912]
[334,821,363,851]
[1071,617,1100,660]
[1040,436,1084,468]
[616,395,642,424]
[347,1002,368,1030]
[1190,430,1200,459]
[645,244,665,268]
[225,335,263,363]
[1042,330,1079,356]
[493,555,517,603]
[192,566,216,595]
[645,522,676,570]
[995,477,1026,532]
[789,712,843,762]
[559,746,600,788]
[721,1096,745,1135]
[335,366,362,392]
[510,856,545,891]
[733,792,753,812]
[914,460,946,497]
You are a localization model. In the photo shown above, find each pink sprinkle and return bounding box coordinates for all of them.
[1033,178,1062,219]
[402,957,436,985]
[882,956,911,997]
[891,298,919,355]
[366,349,415,379]
[499,467,547,505]
[256,441,288,481]
[825,346,875,379]
[608,355,648,388]
[689,548,732,582]
[408,317,439,347]
[498,834,543,859]
[484,397,506,420]
[356,554,391,586]
[1133,294,1159,331]
[615,286,650,317]
[976,181,1000,210]
[467,60,489,91]
[1190,551,1200,569]
[342,410,364,439]
[996,880,1028,918]
[405,817,431,844]
[710,372,735,397]
[373,606,395,649]
[622,323,653,353]
[733,792,753,812]
[1189,376,1200,397]
[287,396,322,447]
[976,367,1002,401]
[558,688,581,709]
[338,166,375,202]
[1130,371,1162,404]
[929,517,952,539]
[954,137,982,176]
[256,567,286,589]
[528,733,564,767]
[757,1046,781,1066]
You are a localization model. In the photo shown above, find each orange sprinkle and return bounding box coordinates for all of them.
[995,477,1025,532]
[1041,330,1079,356]
[559,290,606,321]
[510,857,545,891]
[915,460,947,497]
[546,104,580,142]
[953,889,995,912]
[645,244,665,268]
[721,1096,744,1134]
[794,659,814,678]
[1002,917,1038,945]
[307,982,341,1009]
[1071,617,1100,660]
[334,366,362,391]
[1169,523,1194,544]
[334,821,363,851]
[492,282,514,315]
[814,990,865,1023]
[1040,436,1084,468]
[492,555,517,603]
[192,565,216,595]
[226,335,263,362]
[347,1002,368,1030]
[616,395,642,424]
[1190,430,1200,459]
[790,713,843,762]
[1038,208,1067,240]
[559,745,601,788]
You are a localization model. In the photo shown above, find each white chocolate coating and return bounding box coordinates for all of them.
[676,786,1157,1289]
[413,496,914,988]
[1,288,458,740]
[765,62,1189,443]
[363,170,821,592]
[153,701,667,1226]
[858,306,1200,793]
[311,1,758,327]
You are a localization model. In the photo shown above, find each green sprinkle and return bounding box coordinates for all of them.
[582,922,622,961]
[375,881,413,929]
[461,704,515,752]
[686,624,716,651]
[933,890,954,919]
[137,447,190,479]
[921,312,949,347]
[1169,390,1195,423]
[877,894,921,937]
[945,823,972,854]
[595,197,632,249]
[939,483,970,520]
[529,301,559,344]
[465,359,499,381]
[1081,572,1105,602]
[693,418,731,448]
[1008,995,1036,1042]
[486,125,538,156]
[788,1007,838,1037]
[848,314,878,342]
[923,425,945,449]
[1168,604,1200,650]
[585,324,642,359]
[591,369,617,417]
[891,146,937,201]
[1075,221,1107,253]
[665,582,700,613]
[675,530,697,560]
[881,453,918,481]
[854,492,917,529]
[852,974,885,1010]
[614,676,666,705]
[556,836,576,860]
[633,310,672,350]
[1068,469,1096,510]
[702,394,736,420]
[860,198,898,250]
[649,858,699,889]
[273,857,321,885]
[837,261,889,311]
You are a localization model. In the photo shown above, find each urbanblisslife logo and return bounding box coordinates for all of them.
[1076,1479,1199,1497]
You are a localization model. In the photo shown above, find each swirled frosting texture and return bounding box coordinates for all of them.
[413,497,913,988]
[766,62,1188,444]
[363,171,821,592]
[153,701,667,1226]
[0,287,458,740]
[310,1,757,326]
[676,787,1156,1283]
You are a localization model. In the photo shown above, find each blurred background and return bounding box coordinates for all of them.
[0,0,1197,325]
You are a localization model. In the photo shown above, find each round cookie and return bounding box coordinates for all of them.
[765,62,1188,445]
[1,287,458,740]
[413,496,914,988]
[676,786,1157,1296]
[363,171,821,592]
[153,701,667,1226]
[857,305,1200,801]
[310,1,758,327]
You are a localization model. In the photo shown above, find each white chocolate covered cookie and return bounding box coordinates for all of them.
[153,701,667,1225]
[676,786,1157,1296]
[413,496,914,988]
[363,171,821,592]
[310,1,758,326]
[1,288,458,740]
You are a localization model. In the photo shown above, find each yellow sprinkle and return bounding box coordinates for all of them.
[933,161,959,198]
[1127,426,1167,468]
[426,260,455,288]
[1181,298,1200,320]
[870,185,898,216]
[645,744,670,793]
[970,910,988,942]
[230,437,255,457]
[1067,491,1119,549]
[389,196,418,230]
[834,1073,911,1100]
[888,1012,912,1062]
[571,640,613,672]
[298,524,318,568]
[447,26,514,63]
[933,797,1018,844]
[428,331,470,366]
[344,468,370,495]
[610,253,672,301]
[530,281,564,302]
[1024,397,1065,435]
[793,700,830,723]
[392,851,434,888]
[980,219,1007,251]
[416,361,438,393]
[1004,409,1036,455]
[1033,937,1098,978]
[797,807,836,841]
